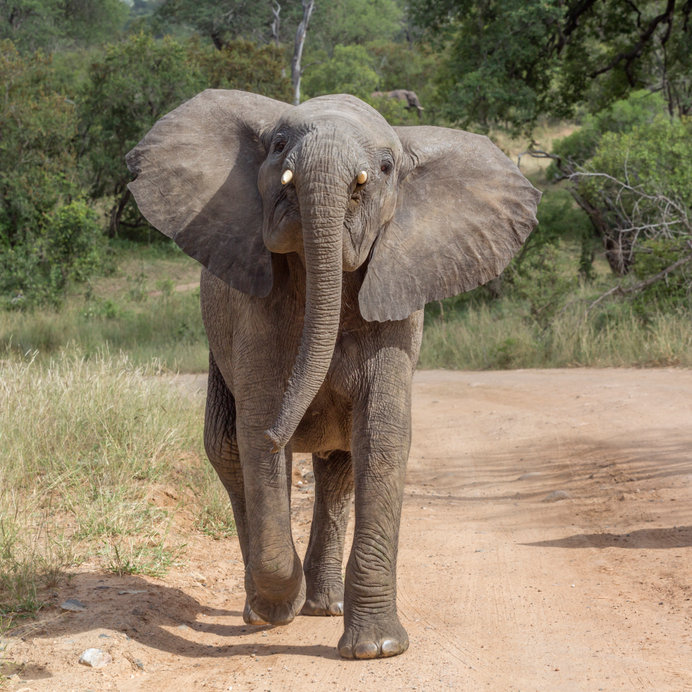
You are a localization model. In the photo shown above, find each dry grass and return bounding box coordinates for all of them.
[420,297,692,370]
[0,348,232,631]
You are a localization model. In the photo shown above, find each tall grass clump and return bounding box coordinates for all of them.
[0,348,229,628]
[420,294,692,370]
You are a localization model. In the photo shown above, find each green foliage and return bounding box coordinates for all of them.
[367,39,439,93]
[412,0,692,130]
[0,0,127,53]
[80,33,203,237]
[576,115,692,283]
[366,95,420,126]
[440,1,561,131]
[155,0,275,47]
[0,41,104,307]
[188,38,292,100]
[303,44,380,99]
[308,0,404,55]
[82,33,201,200]
[551,91,666,167]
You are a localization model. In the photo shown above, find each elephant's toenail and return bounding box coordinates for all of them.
[381,639,400,656]
[354,641,379,659]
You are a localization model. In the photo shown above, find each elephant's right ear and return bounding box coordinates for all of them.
[126,89,291,296]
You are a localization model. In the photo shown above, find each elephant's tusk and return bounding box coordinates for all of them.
[281,169,293,185]
[357,170,368,185]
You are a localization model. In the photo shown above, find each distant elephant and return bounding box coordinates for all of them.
[371,89,425,117]
[126,90,540,659]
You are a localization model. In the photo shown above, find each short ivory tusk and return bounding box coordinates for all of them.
[281,169,293,185]
[357,170,368,185]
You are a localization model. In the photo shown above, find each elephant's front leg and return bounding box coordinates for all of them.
[237,425,306,625]
[338,374,412,659]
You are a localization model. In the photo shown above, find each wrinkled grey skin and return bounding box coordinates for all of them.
[126,90,540,659]
[371,89,425,118]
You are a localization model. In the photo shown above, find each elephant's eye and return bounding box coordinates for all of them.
[380,161,393,175]
[274,139,286,153]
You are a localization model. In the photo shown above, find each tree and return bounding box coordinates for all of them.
[410,0,692,130]
[155,0,277,48]
[302,43,379,99]
[0,40,102,306]
[80,33,202,237]
[189,38,291,100]
[81,32,292,237]
[291,0,314,104]
[306,0,403,55]
[0,0,127,53]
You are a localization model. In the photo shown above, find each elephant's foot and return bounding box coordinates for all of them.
[245,574,306,626]
[301,595,344,616]
[243,600,268,625]
[301,577,344,616]
[338,617,409,659]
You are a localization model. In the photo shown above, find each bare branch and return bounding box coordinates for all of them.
[588,246,692,310]
[590,0,676,85]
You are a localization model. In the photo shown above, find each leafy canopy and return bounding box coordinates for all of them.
[411,0,692,130]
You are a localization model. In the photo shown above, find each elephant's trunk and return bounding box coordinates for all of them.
[265,147,347,451]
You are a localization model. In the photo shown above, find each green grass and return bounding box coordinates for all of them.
[0,241,209,372]
[0,348,233,630]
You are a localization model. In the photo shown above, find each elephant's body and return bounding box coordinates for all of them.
[371,89,424,117]
[202,256,422,655]
[203,257,421,455]
[126,89,540,659]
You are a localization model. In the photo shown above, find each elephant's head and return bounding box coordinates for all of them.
[126,90,540,451]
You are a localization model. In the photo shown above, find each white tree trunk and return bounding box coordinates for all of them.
[291,0,315,106]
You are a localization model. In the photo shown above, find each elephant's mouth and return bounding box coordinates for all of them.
[264,196,302,254]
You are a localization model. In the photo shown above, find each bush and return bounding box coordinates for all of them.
[551,90,666,167]
[1,200,105,309]
[575,116,692,282]
[0,41,104,308]
[303,44,380,99]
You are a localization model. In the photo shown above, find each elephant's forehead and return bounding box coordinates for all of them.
[283,95,399,150]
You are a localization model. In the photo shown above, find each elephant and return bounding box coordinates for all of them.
[371,89,424,118]
[126,90,540,659]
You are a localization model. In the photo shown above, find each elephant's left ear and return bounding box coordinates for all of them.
[359,126,541,322]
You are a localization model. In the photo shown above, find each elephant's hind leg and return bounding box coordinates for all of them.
[302,450,354,616]
[204,353,265,625]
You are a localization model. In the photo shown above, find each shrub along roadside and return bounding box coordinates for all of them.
[0,349,231,630]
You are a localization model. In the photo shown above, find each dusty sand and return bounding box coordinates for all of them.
[4,368,691,691]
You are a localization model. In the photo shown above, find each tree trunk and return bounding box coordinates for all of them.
[271,1,281,46]
[108,187,131,239]
[291,0,315,106]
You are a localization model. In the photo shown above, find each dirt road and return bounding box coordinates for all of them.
[5,369,692,691]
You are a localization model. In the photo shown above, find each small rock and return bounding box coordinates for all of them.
[118,590,148,595]
[542,490,572,503]
[133,658,145,670]
[61,598,86,612]
[79,648,112,668]
[302,471,315,483]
